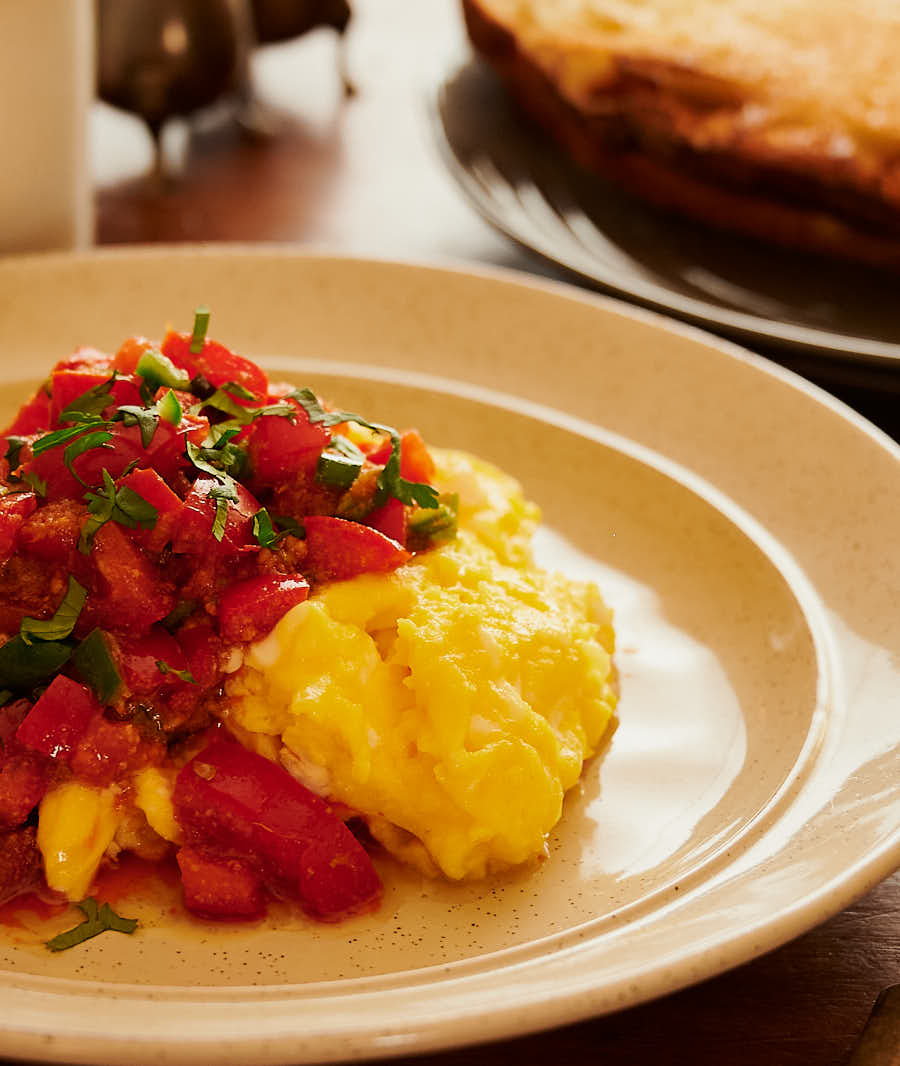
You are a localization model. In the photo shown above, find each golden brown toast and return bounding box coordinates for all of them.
[463,0,900,268]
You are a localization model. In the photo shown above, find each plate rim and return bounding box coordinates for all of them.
[433,60,900,369]
[0,245,897,1065]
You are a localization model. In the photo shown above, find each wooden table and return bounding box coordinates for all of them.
[89,2,900,1064]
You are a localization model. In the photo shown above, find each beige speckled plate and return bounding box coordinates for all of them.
[0,248,897,1066]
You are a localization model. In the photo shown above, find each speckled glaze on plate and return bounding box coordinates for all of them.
[0,248,897,1066]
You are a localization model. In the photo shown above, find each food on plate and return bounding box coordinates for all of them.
[463,0,900,268]
[0,311,616,941]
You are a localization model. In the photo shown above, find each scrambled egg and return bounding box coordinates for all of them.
[227,451,617,880]
[35,451,616,893]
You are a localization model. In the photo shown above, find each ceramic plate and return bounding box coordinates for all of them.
[436,61,900,369]
[0,248,898,1066]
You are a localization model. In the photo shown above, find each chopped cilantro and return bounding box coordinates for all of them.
[63,430,114,485]
[0,637,72,692]
[71,628,122,703]
[79,469,158,554]
[19,469,47,498]
[155,659,197,684]
[45,898,138,952]
[32,418,109,457]
[112,405,159,448]
[4,436,27,470]
[58,375,118,423]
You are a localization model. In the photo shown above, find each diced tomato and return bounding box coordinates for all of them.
[303,516,411,584]
[217,575,309,643]
[17,498,85,563]
[88,522,175,633]
[247,399,330,486]
[0,493,37,562]
[176,623,222,689]
[365,497,407,546]
[173,739,382,921]
[399,429,436,483]
[16,676,99,762]
[69,714,157,785]
[2,389,51,436]
[161,331,269,400]
[115,626,190,696]
[111,336,155,374]
[0,745,50,829]
[176,846,267,920]
[172,477,261,557]
[117,468,183,553]
[0,826,42,905]
[51,346,112,374]
[48,370,143,425]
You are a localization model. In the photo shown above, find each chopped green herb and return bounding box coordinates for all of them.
[63,430,114,484]
[20,576,87,646]
[71,628,122,703]
[162,599,196,631]
[112,405,159,449]
[20,470,47,498]
[79,469,158,554]
[32,418,109,457]
[211,495,229,542]
[58,375,118,423]
[270,513,304,540]
[156,388,182,426]
[45,898,138,953]
[189,307,211,354]
[155,659,197,684]
[408,493,459,544]
[288,389,440,511]
[219,380,256,401]
[317,448,363,489]
[193,388,293,426]
[136,350,190,392]
[4,436,27,470]
[0,636,72,692]
[251,508,278,548]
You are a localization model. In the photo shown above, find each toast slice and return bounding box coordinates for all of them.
[463,0,900,269]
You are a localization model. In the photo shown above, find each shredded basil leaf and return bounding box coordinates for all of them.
[211,495,229,541]
[32,418,109,457]
[189,307,211,354]
[45,898,138,953]
[20,576,87,646]
[193,389,293,426]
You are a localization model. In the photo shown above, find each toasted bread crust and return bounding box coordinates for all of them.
[463,0,900,268]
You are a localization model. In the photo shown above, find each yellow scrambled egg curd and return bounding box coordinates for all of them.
[226,450,617,880]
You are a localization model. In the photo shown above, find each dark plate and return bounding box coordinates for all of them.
[435,60,900,371]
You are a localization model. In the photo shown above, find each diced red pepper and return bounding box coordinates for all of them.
[173,739,382,921]
[399,429,436,484]
[303,516,411,584]
[161,331,269,401]
[176,845,267,920]
[247,399,330,486]
[16,676,99,762]
[217,575,309,643]
[0,493,37,562]
[172,477,261,556]
[117,468,184,553]
[88,522,175,633]
[365,497,407,546]
[115,626,191,696]
[2,389,51,436]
